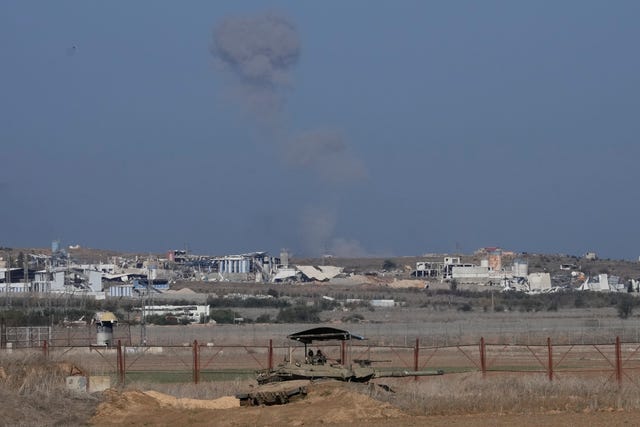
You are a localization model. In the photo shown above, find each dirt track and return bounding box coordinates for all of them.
[90,381,640,427]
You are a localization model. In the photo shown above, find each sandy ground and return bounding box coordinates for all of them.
[90,380,640,427]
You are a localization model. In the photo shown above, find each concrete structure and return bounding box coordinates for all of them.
[451,266,490,283]
[272,267,299,282]
[108,284,134,297]
[370,299,395,308]
[584,252,598,260]
[213,252,281,282]
[88,376,111,393]
[66,376,87,393]
[512,259,529,277]
[143,305,209,324]
[414,261,441,278]
[271,265,344,283]
[444,257,461,265]
[528,272,552,291]
[578,274,612,291]
[133,278,169,292]
[295,265,343,282]
[488,249,502,272]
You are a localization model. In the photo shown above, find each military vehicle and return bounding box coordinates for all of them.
[236,380,308,406]
[255,327,444,385]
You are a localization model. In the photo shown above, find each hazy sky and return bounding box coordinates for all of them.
[1,1,639,259]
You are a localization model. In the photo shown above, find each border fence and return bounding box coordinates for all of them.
[4,335,640,389]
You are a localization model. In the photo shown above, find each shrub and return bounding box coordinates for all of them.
[276,305,320,323]
[144,314,178,325]
[255,314,272,323]
[209,309,239,324]
[617,296,634,319]
[342,313,365,323]
[382,259,397,271]
[458,303,473,312]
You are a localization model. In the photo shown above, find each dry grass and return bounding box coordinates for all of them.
[0,353,98,426]
[123,373,640,417]
[368,373,640,415]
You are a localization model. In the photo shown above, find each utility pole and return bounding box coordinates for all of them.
[140,283,147,346]
[23,254,29,292]
[5,254,11,308]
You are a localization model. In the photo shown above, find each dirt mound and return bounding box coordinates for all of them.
[165,287,196,294]
[143,390,239,409]
[386,279,426,289]
[91,380,403,426]
[299,381,404,423]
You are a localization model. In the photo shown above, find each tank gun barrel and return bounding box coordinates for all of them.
[374,369,444,378]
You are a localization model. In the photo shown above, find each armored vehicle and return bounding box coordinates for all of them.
[236,380,308,406]
[256,327,443,385]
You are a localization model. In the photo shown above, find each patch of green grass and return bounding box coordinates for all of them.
[124,369,255,384]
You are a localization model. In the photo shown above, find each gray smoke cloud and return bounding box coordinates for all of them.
[299,206,371,257]
[211,13,300,122]
[299,205,336,255]
[286,129,367,184]
[212,12,368,256]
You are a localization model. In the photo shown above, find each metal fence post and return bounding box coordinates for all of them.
[414,338,419,381]
[616,336,622,385]
[43,339,48,358]
[341,340,346,366]
[193,340,199,384]
[547,337,553,381]
[268,339,273,370]
[117,340,125,385]
[480,337,486,378]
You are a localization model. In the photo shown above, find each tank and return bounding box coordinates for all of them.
[255,327,444,385]
[236,380,308,406]
[256,362,443,384]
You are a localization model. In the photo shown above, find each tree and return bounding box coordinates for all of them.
[209,309,239,324]
[16,252,25,269]
[276,305,320,323]
[256,314,272,323]
[617,296,634,319]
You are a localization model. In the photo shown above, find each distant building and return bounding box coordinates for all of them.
[142,305,209,323]
[584,252,598,260]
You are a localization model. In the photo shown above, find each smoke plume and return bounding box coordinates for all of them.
[299,207,371,257]
[211,13,300,122]
[212,12,368,255]
[286,129,367,184]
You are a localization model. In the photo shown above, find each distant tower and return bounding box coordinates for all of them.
[280,249,289,269]
[488,249,502,272]
[512,259,528,277]
[94,312,117,347]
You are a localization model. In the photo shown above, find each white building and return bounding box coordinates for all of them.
[142,305,210,323]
